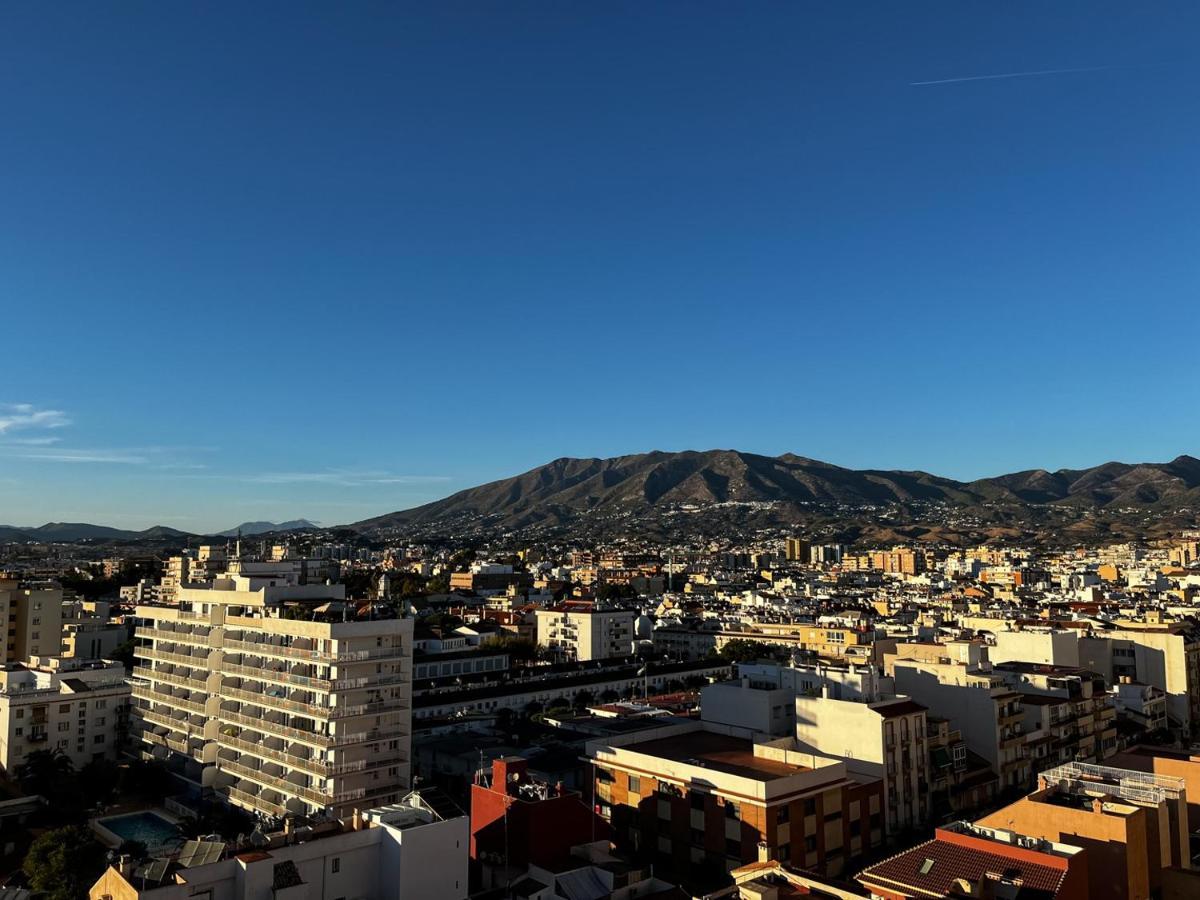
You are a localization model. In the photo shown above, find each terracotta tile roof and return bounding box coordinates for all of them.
[858,833,1068,899]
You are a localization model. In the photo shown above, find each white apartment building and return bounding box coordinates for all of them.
[0,656,130,772]
[90,791,468,900]
[131,573,412,820]
[536,602,635,661]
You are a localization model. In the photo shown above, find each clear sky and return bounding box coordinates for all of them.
[1,2,1198,532]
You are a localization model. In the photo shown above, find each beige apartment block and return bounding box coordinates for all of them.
[0,579,65,663]
[0,656,130,772]
[792,694,929,835]
[131,574,412,820]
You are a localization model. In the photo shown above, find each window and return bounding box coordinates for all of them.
[331,857,340,874]
[628,775,641,793]
[825,810,842,822]
[804,836,817,852]
[59,704,71,713]
[58,723,69,732]
[803,799,816,816]
[14,728,21,736]
[93,734,104,744]
[776,805,789,825]
[690,828,704,847]
[725,800,740,820]
[726,838,741,858]
[15,709,23,720]
[777,842,790,861]
[850,820,862,837]
[689,791,706,811]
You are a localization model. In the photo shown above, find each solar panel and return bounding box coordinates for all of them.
[177,839,225,868]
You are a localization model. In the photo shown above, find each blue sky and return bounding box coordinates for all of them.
[1,2,1197,532]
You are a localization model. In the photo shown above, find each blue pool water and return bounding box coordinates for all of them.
[97,811,184,853]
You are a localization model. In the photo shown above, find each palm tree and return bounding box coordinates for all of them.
[16,748,74,800]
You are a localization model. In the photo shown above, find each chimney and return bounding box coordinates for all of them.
[752,841,768,863]
[350,808,362,831]
[118,854,134,878]
[283,817,294,839]
[1092,798,1105,815]
[555,781,566,797]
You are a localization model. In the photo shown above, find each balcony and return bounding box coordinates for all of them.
[216,732,333,778]
[223,786,288,818]
[222,661,331,693]
[133,665,208,691]
[139,626,212,649]
[131,683,206,716]
[135,707,204,738]
[219,709,329,749]
[135,646,210,669]
[221,684,332,719]
[222,637,329,663]
[216,757,364,808]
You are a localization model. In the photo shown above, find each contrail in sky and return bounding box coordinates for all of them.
[911,65,1117,86]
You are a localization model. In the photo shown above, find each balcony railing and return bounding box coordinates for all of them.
[139,626,212,648]
[216,757,366,807]
[219,709,329,749]
[222,661,331,693]
[221,637,329,662]
[135,646,210,668]
[223,786,288,818]
[135,707,203,738]
[216,733,334,778]
[133,666,208,691]
[131,683,206,715]
[220,684,332,719]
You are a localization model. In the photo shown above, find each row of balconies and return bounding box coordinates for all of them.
[131,682,206,716]
[133,665,207,691]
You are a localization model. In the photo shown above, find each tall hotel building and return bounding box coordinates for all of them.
[131,572,412,819]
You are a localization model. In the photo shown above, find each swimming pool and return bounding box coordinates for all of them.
[94,811,184,854]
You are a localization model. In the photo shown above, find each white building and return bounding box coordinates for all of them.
[0,656,130,772]
[90,791,468,899]
[535,603,635,661]
[132,573,412,820]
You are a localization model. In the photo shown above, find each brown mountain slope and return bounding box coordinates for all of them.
[350,451,1200,535]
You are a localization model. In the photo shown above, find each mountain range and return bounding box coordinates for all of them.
[350,450,1200,545]
[3,451,1199,547]
[217,520,318,538]
[0,519,318,544]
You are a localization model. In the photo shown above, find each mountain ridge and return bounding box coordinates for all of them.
[350,450,1200,543]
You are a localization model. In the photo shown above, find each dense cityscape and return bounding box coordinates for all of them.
[4,3,1196,898]
[0,521,1199,897]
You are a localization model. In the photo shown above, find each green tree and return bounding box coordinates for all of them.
[479,634,538,662]
[718,639,775,663]
[16,748,75,801]
[23,825,106,900]
[573,689,595,711]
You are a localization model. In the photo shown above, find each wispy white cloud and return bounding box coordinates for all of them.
[2,436,63,446]
[911,65,1116,86]
[15,449,149,464]
[0,403,70,434]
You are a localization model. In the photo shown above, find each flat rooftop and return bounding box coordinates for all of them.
[619,731,808,782]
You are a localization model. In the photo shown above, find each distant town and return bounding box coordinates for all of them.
[1,524,1199,899]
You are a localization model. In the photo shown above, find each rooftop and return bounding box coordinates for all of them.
[617,731,808,782]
